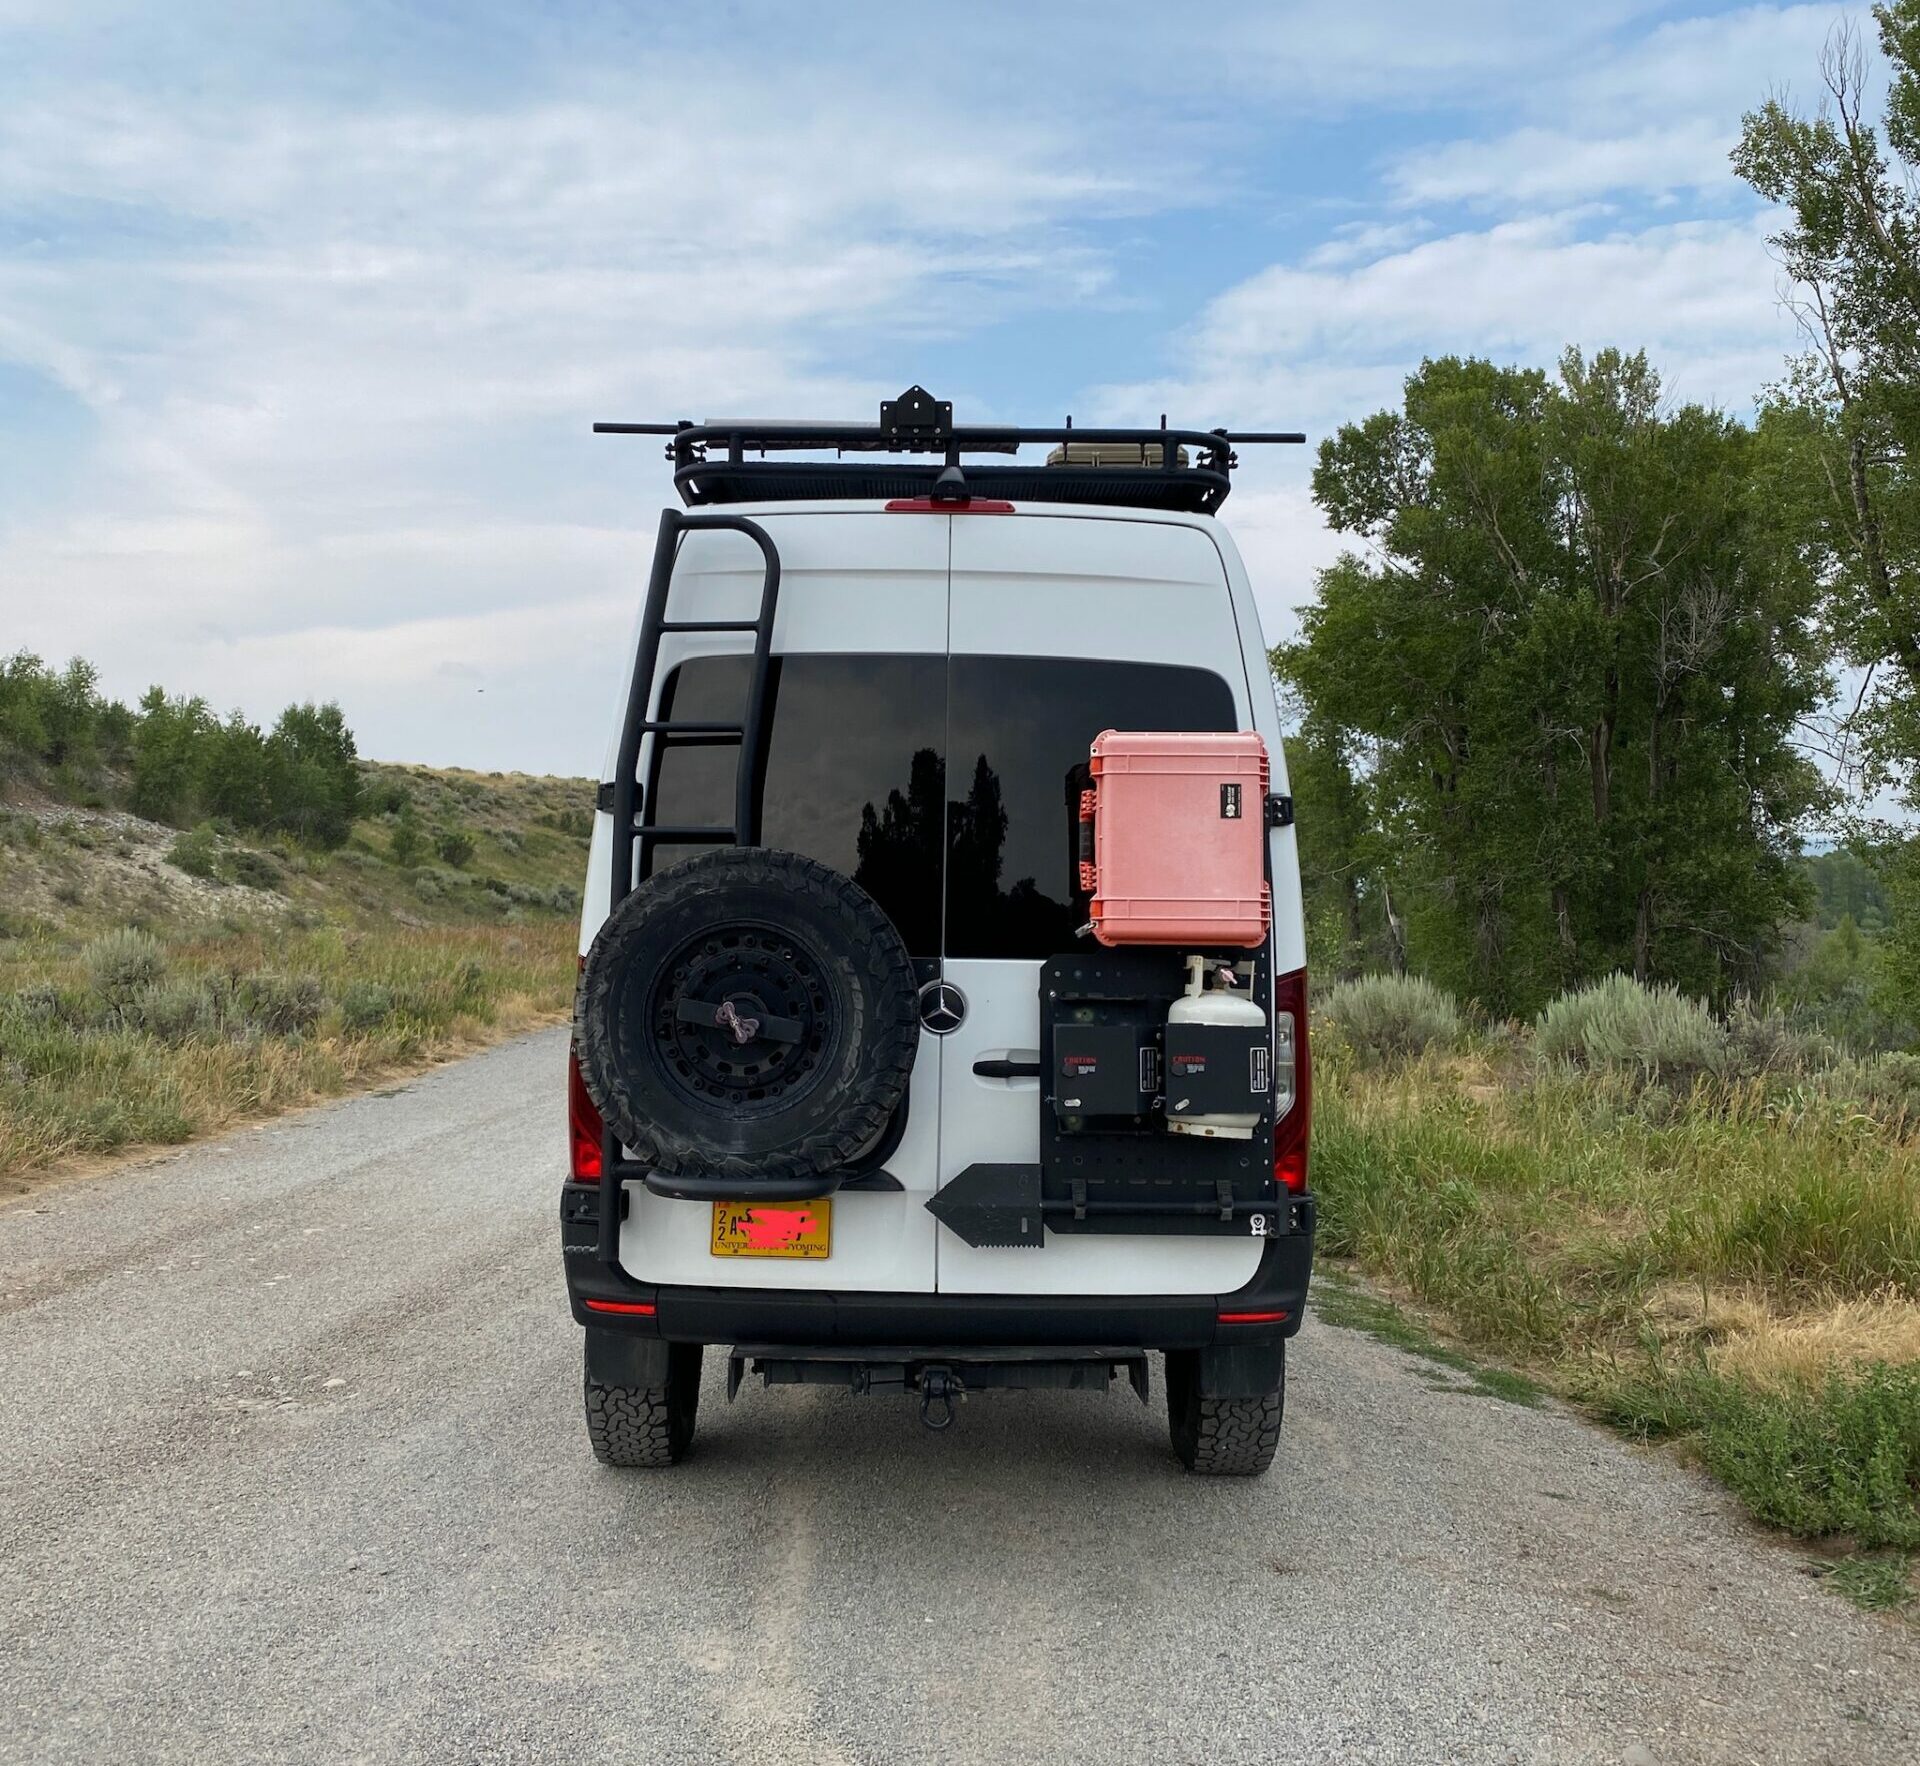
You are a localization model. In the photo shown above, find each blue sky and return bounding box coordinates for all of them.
[0,0,1854,773]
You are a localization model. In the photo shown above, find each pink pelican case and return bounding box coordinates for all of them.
[1079,731,1272,948]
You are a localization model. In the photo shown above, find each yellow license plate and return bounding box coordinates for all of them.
[710,1198,832,1259]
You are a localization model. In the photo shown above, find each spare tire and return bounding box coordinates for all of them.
[576,848,918,1185]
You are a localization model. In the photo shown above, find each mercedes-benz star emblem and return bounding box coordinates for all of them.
[917,978,967,1035]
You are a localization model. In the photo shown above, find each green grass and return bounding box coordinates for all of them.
[1312,1272,1544,1405]
[1595,1357,1920,1549]
[1827,1553,1918,1613]
[1310,1035,1920,1597]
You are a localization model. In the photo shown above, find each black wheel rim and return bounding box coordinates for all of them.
[642,921,835,1118]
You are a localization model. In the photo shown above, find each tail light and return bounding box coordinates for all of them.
[1272,967,1310,1194]
[567,1041,604,1181]
[883,497,1015,513]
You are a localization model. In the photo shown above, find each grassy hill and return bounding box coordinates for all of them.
[0,760,591,1191]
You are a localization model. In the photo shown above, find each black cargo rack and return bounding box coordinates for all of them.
[595,385,1304,515]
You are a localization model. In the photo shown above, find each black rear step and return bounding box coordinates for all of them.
[594,385,1305,515]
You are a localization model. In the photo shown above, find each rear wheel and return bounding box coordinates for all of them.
[1166,1345,1284,1476]
[584,1342,704,1468]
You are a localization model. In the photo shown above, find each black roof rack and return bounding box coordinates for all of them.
[594,385,1304,515]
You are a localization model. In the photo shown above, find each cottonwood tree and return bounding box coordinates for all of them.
[1278,352,1826,1014]
[1736,0,1920,1005]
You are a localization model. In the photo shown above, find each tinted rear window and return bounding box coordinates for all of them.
[648,652,1239,962]
[944,656,1239,960]
[650,654,946,956]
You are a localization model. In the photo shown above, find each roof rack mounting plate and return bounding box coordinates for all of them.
[593,390,1304,515]
[879,384,952,442]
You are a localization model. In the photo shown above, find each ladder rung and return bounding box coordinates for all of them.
[658,619,762,633]
[639,720,744,735]
[636,825,738,841]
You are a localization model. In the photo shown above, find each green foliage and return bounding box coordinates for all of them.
[1319,973,1463,1062]
[222,846,282,891]
[263,702,361,846]
[128,977,221,1044]
[234,972,325,1036]
[1279,351,1824,1016]
[83,928,168,1008]
[388,814,425,868]
[0,653,127,777]
[202,712,272,827]
[166,825,221,881]
[1856,1050,1920,1121]
[1312,1034,1920,1554]
[1884,837,1920,1029]
[1802,849,1890,931]
[1536,974,1727,1085]
[1736,7,1920,812]
[130,688,215,824]
[1281,709,1397,977]
[1828,1552,1918,1612]
[539,806,594,838]
[1723,996,1837,1078]
[337,980,396,1032]
[433,825,476,868]
[4,659,366,852]
[1777,909,1916,1052]
[0,922,575,1173]
[1600,1359,1920,1550]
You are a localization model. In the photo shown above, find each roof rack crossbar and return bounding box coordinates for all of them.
[592,421,1305,452]
[593,388,1304,513]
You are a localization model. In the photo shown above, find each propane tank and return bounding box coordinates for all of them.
[1164,955,1268,1139]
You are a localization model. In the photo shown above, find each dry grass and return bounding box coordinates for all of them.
[1,909,577,1193]
[1679,1290,1920,1389]
[1313,1037,1920,1556]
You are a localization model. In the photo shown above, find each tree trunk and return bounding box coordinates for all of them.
[1553,886,1578,970]
[1380,877,1408,976]
[1848,431,1920,684]
[1633,886,1654,983]
[1589,668,1617,825]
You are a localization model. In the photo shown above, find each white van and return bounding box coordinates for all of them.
[562,390,1314,1474]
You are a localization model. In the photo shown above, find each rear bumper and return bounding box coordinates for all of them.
[561,1182,1314,1350]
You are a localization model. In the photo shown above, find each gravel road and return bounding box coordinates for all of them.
[3,1027,1916,1766]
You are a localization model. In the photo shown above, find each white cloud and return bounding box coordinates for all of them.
[0,67,1180,768]
[0,3,1840,771]
[1105,213,1794,426]
[1388,123,1733,206]
[1382,4,1849,208]
[1090,209,1804,641]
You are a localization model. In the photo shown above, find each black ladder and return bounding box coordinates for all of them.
[598,506,782,1261]
[607,507,782,913]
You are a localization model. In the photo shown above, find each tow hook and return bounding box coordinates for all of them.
[918,1367,962,1431]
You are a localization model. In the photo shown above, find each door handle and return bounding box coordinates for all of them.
[972,1057,1043,1080]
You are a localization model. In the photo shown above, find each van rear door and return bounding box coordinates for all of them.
[618,510,950,1294]
[935,513,1267,1297]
